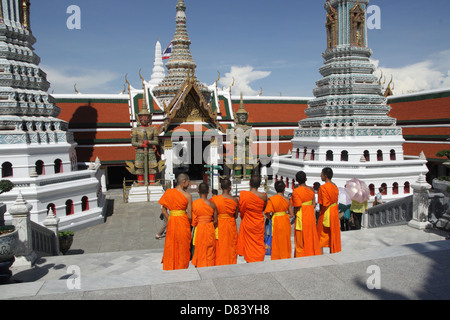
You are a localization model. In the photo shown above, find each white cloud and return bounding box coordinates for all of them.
[218,65,271,96]
[372,49,450,95]
[41,65,122,94]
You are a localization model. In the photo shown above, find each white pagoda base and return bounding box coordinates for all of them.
[128,185,165,203]
[272,148,428,204]
[0,163,107,232]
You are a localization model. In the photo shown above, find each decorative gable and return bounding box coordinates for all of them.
[158,77,224,134]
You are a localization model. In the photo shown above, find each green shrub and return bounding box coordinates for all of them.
[0,180,14,195]
[58,231,74,239]
[436,150,450,159]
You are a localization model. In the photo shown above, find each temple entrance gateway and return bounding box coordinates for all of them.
[156,75,225,191]
[171,139,218,181]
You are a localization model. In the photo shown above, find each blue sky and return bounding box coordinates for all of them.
[30,0,450,97]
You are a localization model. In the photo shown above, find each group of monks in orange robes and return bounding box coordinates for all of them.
[159,174,241,271]
[159,168,341,271]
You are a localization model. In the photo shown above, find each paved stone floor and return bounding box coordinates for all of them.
[1,188,450,302]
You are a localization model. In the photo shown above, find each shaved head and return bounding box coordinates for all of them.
[250,175,261,188]
[220,178,232,190]
[177,173,190,184]
[198,183,209,195]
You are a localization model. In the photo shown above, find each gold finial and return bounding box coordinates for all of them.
[74,84,80,94]
[387,75,393,87]
[384,75,394,97]
[125,73,131,93]
[139,68,145,86]
[259,87,263,96]
[215,71,221,85]
[229,77,235,94]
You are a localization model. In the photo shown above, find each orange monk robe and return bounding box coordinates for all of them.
[317,182,341,253]
[211,195,238,266]
[237,191,266,263]
[191,199,216,268]
[290,186,321,257]
[159,189,191,271]
[264,194,291,260]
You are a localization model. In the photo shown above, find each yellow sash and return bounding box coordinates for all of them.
[295,200,313,231]
[323,203,337,228]
[192,227,197,246]
[192,216,215,244]
[170,210,186,217]
[271,212,286,234]
[193,226,218,243]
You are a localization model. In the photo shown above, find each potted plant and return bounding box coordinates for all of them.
[0,179,16,283]
[0,225,18,284]
[59,230,74,255]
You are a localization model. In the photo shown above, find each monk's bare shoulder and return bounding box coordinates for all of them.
[209,200,217,210]
[183,191,193,202]
[225,194,239,204]
[260,192,268,202]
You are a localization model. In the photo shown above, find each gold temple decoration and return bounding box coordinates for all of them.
[158,76,224,135]
[215,71,221,86]
[21,0,31,29]
[326,4,337,49]
[350,2,365,47]
[384,75,394,97]
[229,77,235,94]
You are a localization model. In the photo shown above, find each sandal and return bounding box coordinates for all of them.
[155,234,163,240]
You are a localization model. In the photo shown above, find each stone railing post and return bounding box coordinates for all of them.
[408,174,432,230]
[9,192,37,266]
[43,208,61,255]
